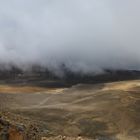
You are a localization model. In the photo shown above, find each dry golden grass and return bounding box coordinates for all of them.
[102,80,140,91]
[0,85,66,94]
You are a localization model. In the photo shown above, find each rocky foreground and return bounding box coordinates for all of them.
[0,80,140,140]
[0,111,42,140]
[0,111,93,140]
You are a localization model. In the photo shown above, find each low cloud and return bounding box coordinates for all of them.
[0,0,140,74]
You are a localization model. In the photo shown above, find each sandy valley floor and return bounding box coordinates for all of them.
[0,80,140,140]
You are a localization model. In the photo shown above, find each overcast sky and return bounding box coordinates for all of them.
[0,0,140,73]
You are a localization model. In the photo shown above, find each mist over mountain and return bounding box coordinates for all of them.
[0,0,140,74]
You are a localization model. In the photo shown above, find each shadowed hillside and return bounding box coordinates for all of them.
[0,67,140,87]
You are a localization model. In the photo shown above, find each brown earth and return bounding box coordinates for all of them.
[0,80,140,140]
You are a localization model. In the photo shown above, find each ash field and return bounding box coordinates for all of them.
[0,77,140,140]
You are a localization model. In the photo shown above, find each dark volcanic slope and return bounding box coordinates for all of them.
[0,80,140,140]
[1,68,140,87]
